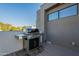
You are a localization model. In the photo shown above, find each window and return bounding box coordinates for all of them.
[59,4,77,18]
[48,11,58,21]
[48,4,78,21]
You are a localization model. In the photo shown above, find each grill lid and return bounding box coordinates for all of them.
[27,28,39,33]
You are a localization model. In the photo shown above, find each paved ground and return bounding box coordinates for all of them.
[6,42,79,56]
[37,43,79,56]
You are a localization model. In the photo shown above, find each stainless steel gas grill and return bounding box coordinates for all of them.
[25,29,42,50]
[15,28,43,55]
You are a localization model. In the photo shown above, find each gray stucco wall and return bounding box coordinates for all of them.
[0,31,23,55]
[37,3,79,50]
[47,16,79,50]
[36,4,56,42]
[36,3,56,32]
[47,3,79,50]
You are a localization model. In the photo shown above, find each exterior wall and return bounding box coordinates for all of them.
[37,3,79,50]
[47,16,79,50]
[0,31,23,55]
[36,10,43,32]
[36,7,46,41]
[36,3,56,41]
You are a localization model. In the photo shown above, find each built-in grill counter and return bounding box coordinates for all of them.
[15,28,43,54]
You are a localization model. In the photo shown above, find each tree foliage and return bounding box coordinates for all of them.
[0,22,32,31]
[0,22,22,31]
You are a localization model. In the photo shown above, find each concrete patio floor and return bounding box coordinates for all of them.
[6,42,79,56]
[37,43,79,56]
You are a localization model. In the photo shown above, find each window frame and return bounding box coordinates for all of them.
[48,11,59,21]
[59,4,78,19]
[47,3,78,21]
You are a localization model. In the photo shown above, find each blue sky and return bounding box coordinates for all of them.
[0,3,41,26]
